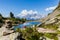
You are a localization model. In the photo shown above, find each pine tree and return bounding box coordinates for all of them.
[10,12,14,18]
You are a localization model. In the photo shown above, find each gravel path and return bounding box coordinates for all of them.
[36,28,56,33]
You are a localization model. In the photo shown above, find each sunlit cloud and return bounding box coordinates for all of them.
[45,5,57,11]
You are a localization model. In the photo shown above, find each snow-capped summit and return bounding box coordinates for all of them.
[17,10,42,20]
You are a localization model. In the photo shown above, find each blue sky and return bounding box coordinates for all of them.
[0,0,59,18]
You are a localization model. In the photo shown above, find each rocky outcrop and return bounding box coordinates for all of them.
[0,24,20,40]
[0,20,20,40]
[0,32,19,40]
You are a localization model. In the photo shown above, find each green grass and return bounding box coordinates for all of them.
[56,14,60,17]
[44,33,58,40]
[42,24,58,30]
[16,27,59,40]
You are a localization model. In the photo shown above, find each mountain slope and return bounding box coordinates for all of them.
[42,2,60,23]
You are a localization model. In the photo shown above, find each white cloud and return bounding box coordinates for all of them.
[17,10,42,20]
[18,10,37,16]
[45,5,57,11]
[17,10,28,17]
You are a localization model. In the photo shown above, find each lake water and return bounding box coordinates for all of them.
[14,21,41,30]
